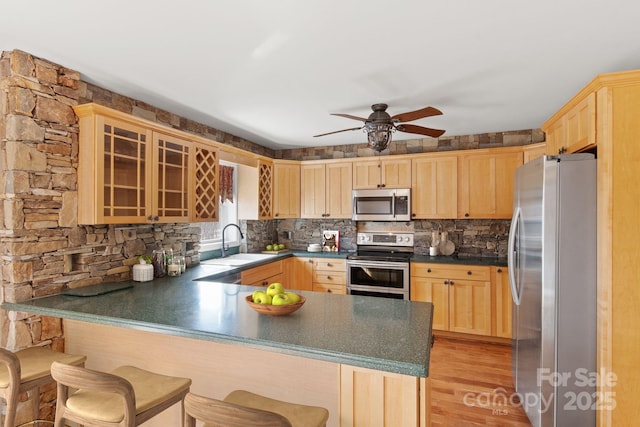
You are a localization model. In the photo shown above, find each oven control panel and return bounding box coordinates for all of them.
[356,232,414,247]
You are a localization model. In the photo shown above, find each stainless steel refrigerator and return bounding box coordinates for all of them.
[508,154,596,427]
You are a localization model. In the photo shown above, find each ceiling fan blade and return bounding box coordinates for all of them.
[313,126,363,137]
[330,113,368,122]
[396,123,445,138]
[391,106,442,123]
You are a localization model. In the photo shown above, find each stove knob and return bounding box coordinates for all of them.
[404,237,411,242]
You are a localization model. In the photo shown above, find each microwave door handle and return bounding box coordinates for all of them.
[391,193,396,218]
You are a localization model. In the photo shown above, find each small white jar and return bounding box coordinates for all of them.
[133,263,154,282]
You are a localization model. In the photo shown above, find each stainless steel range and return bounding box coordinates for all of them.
[346,231,413,300]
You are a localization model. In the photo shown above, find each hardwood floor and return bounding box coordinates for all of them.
[429,336,532,426]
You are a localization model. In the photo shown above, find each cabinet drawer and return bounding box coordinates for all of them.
[241,261,283,285]
[312,283,346,295]
[312,271,346,285]
[247,273,284,288]
[410,263,490,281]
[313,259,346,272]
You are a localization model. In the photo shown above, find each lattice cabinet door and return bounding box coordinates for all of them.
[258,160,273,219]
[151,132,192,222]
[192,143,219,222]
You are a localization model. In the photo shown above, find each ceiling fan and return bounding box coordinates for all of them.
[314,103,445,151]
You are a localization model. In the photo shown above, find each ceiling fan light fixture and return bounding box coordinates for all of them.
[365,122,394,151]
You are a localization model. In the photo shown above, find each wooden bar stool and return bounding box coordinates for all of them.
[184,390,329,427]
[0,347,87,427]
[50,361,191,427]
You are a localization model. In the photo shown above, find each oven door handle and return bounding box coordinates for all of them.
[347,260,408,269]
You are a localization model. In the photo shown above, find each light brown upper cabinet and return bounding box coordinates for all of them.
[457,147,523,219]
[352,157,412,189]
[411,153,458,219]
[152,132,192,222]
[272,160,300,219]
[542,91,596,155]
[522,142,547,164]
[257,159,273,219]
[301,161,352,218]
[192,142,219,222]
[75,104,194,224]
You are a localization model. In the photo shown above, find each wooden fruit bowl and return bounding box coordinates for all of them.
[245,295,306,316]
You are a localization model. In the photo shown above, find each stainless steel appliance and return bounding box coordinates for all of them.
[352,188,411,221]
[509,154,596,427]
[346,231,413,299]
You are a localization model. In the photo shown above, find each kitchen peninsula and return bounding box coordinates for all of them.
[3,264,434,427]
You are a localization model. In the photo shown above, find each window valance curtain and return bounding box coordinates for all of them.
[219,165,234,204]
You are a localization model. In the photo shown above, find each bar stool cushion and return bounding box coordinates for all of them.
[65,365,191,423]
[0,347,86,387]
[224,390,329,427]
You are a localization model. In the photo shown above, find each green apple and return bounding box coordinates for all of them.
[271,293,290,306]
[266,244,274,251]
[284,292,300,304]
[278,243,285,250]
[252,289,264,301]
[252,291,272,304]
[266,282,285,297]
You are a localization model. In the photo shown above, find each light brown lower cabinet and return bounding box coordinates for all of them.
[340,364,430,427]
[410,263,496,337]
[240,260,283,287]
[312,258,346,294]
[492,266,512,338]
[289,256,314,291]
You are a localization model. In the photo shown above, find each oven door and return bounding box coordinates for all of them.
[346,259,409,299]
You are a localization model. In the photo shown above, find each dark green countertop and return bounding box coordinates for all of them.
[411,254,508,267]
[2,264,433,378]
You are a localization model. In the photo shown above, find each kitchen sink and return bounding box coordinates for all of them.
[200,253,277,266]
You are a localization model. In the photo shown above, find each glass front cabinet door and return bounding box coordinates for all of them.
[75,104,197,225]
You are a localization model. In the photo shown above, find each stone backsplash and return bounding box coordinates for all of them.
[244,218,509,258]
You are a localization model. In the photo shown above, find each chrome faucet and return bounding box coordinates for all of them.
[221,223,244,257]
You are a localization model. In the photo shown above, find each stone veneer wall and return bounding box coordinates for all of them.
[0,48,277,424]
[275,129,544,160]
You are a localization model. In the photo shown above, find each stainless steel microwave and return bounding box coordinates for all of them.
[352,188,411,221]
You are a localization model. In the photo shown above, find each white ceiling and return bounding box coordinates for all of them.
[2,0,640,150]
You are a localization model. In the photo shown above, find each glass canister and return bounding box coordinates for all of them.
[152,249,166,278]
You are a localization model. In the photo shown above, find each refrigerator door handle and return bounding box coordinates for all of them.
[508,206,522,306]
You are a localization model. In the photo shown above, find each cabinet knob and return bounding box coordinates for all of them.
[427,268,431,273]
[444,280,449,285]
[412,213,416,217]
[450,280,455,286]
[464,213,470,218]
[327,276,332,280]
[327,263,332,267]
[497,268,503,273]
[308,259,313,263]
[327,289,332,293]
[275,213,279,217]
[467,271,472,275]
